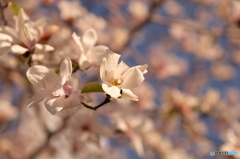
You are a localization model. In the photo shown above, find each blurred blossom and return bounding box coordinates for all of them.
[220,124,240,159]
[149,50,188,79]
[133,82,155,111]
[75,12,107,32]
[100,50,148,100]
[26,58,83,115]
[72,29,108,71]
[230,0,240,25]
[0,54,18,69]
[0,9,54,56]
[193,34,223,61]
[200,89,220,114]
[231,51,240,65]
[58,0,86,24]
[113,114,154,157]
[210,62,235,81]
[169,23,185,41]
[161,89,200,122]
[128,0,148,21]
[0,100,18,125]
[110,28,129,51]
[163,0,185,17]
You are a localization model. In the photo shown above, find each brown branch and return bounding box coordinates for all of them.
[0,0,8,26]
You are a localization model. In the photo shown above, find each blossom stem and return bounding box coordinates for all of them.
[81,94,111,110]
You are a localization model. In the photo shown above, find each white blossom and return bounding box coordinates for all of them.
[72,29,108,71]
[0,8,54,56]
[26,57,81,115]
[100,50,148,101]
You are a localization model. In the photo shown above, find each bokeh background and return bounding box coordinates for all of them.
[1,0,240,159]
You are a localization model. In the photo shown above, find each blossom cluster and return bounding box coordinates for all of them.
[0,9,147,115]
[1,1,240,159]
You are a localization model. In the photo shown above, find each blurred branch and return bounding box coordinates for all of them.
[151,14,240,38]
[0,0,8,26]
[28,115,71,159]
[115,0,166,53]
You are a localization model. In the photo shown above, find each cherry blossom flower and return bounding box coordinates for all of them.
[0,8,54,56]
[26,57,81,115]
[100,50,148,101]
[72,29,108,71]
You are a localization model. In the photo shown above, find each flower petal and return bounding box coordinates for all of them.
[78,53,91,71]
[15,8,30,32]
[60,57,72,77]
[26,90,53,108]
[87,45,108,63]
[63,91,81,109]
[121,67,145,89]
[82,28,97,51]
[0,26,19,43]
[72,32,84,54]
[122,89,138,101]
[114,61,129,79]
[102,83,121,98]
[34,44,54,53]
[11,45,28,54]
[100,49,121,81]
[0,42,11,55]
[26,65,60,90]
[44,96,65,115]
[136,64,148,74]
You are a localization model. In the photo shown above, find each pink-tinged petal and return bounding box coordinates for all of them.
[60,57,72,77]
[102,83,121,98]
[72,32,84,55]
[78,53,91,71]
[63,91,81,109]
[121,68,145,89]
[34,44,54,53]
[0,42,11,55]
[122,89,138,101]
[26,65,60,90]
[44,96,65,115]
[82,28,97,51]
[11,45,28,54]
[87,45,108,63]
[52,76,67,97]
[52,76,73,97]
[114,61,129,79]
[18,22,34,47]
[26,90,53,108]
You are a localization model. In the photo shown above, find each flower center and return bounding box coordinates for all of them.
[110,79,122,86]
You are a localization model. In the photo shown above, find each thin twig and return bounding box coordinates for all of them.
[81,94,112,110]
